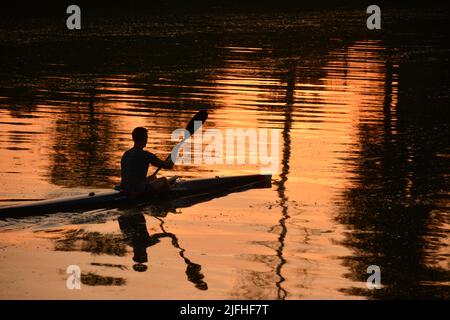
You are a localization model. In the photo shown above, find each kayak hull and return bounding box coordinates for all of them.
[0,174,272,218]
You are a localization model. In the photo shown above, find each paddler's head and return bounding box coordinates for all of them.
[133,263,148,272]
[132,246,148,272]
[132,249,148,272]
[132,127,148,149]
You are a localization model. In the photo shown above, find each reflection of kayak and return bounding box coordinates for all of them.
[0,174,272,218]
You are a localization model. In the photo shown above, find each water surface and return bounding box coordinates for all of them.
[0,8,449,299]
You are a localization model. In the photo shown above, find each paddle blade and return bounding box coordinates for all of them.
[185,109,208,136]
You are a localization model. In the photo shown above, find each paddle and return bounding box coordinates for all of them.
[150,109,208,178]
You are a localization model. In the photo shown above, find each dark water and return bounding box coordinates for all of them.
[0,7,449,299]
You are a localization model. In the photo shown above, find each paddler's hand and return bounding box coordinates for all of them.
[165,159,174,169]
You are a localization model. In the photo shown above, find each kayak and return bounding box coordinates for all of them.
[0,174,272,218]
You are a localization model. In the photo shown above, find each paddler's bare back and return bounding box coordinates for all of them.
[120,127,174,196]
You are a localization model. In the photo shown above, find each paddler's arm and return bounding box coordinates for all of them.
[153,158,174,169]
[147,152,174,169]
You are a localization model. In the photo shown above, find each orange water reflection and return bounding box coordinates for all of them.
[0,14,448,299]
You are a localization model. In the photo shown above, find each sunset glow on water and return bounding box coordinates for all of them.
[0,8,448,299]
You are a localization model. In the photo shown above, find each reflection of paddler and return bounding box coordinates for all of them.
[118,212,155,272]
[118,213,208,290]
